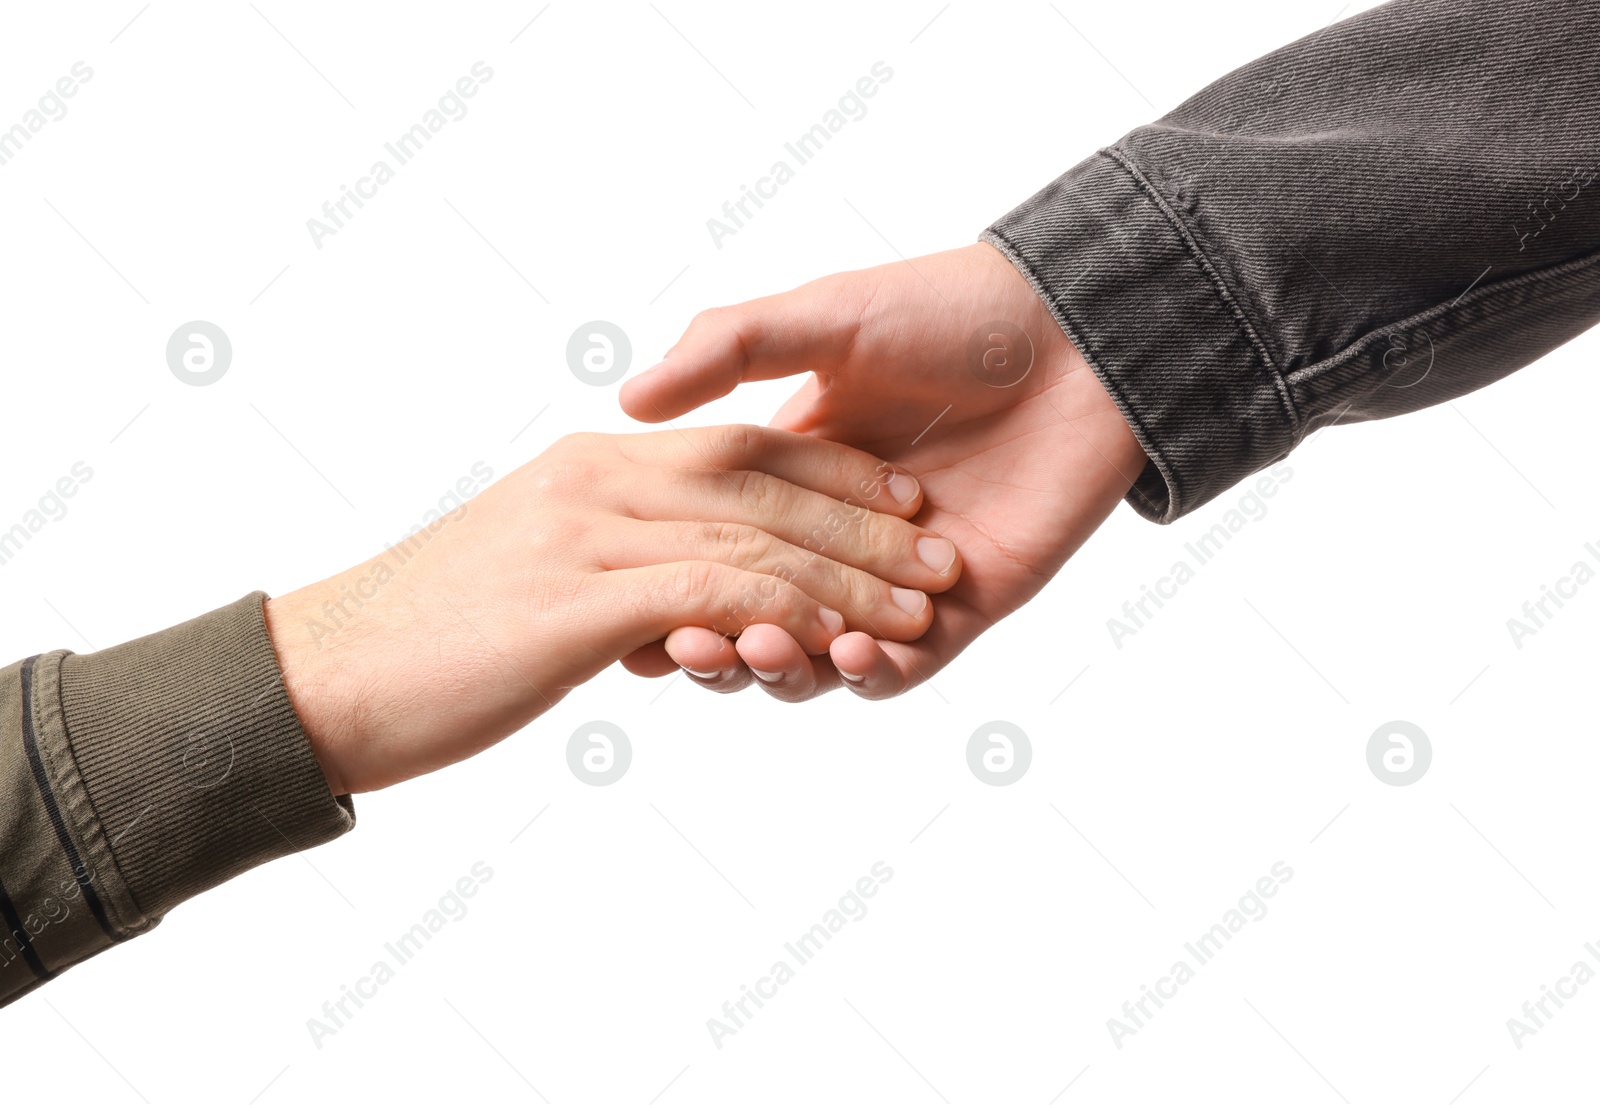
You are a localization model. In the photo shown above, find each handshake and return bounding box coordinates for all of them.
[266,243,1150,795]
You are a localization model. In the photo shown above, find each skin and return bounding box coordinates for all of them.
[264,425,961,794]
[620,241,1150,701]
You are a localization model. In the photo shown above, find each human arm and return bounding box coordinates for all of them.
[0,425,955,1005]
[621,0,1600,698]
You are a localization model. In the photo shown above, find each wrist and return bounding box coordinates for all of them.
[1060,335,1152,493]
[263,589,354,796]
[261,547,560,796]
[976,239,1150,500]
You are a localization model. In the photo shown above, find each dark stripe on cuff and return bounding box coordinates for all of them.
[19,656,121,943]
[0,874,52,982]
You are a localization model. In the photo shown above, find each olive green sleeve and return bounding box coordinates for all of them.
[0,591,354,1006]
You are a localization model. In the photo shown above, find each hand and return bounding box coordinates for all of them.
[619,242,1149,700]
[263,426,960,793]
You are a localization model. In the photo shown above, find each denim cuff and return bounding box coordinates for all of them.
[982,148,1301,524]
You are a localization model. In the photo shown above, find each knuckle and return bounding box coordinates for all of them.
[703,423,762,467]
[716,422,758,461]
[708,521,769,566]
[688,520,765,566]
[689,306,751,374]
[527,456,600,499]
[796,566,853,627]
[731,571,798,630]
[770,576,809,621]
[551,430,601,455]
[836,568,882,620]
[823,501,876,557]
[533,433,613,497]
[666,561,719,609]
[689,306,732,336]
[732,468,775,516]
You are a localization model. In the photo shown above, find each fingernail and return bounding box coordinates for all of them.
[684,667,723,680]
[887,472,920,506]
[750,667,784,683]
[838,667,866,684]
[916,536,957,575]
[891,587,928,616]
[819,607,845,634]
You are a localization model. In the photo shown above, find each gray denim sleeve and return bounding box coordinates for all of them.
[983,0,1600,523]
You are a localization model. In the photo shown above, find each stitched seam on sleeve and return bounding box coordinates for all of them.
[31,651,154,936]
[1285,244,1600,391]
[1100,145,1302,435]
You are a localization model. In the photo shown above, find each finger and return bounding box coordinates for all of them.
[828,632,915,699]
[616,424,926,519]
[769,375,828,434]
[829,601,988,700]
[604,518,937,642]
[591,561,845,657]
[640,470,958,596]
[735,624,841,703]
[619,640,679,678]
[618,448,961,596]
[619,276,863,422]
[663,626,753,693]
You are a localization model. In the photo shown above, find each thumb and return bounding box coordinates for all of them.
[619,273,866,423]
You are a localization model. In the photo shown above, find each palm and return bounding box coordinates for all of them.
[622,242,1146,693]
[845,392,1128,642]
[771,304,1141,676]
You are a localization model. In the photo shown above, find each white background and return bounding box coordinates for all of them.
[3,1,1596,1105]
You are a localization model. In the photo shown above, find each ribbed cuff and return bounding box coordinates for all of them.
[982,148,1301,523]
[44,592,354,921]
